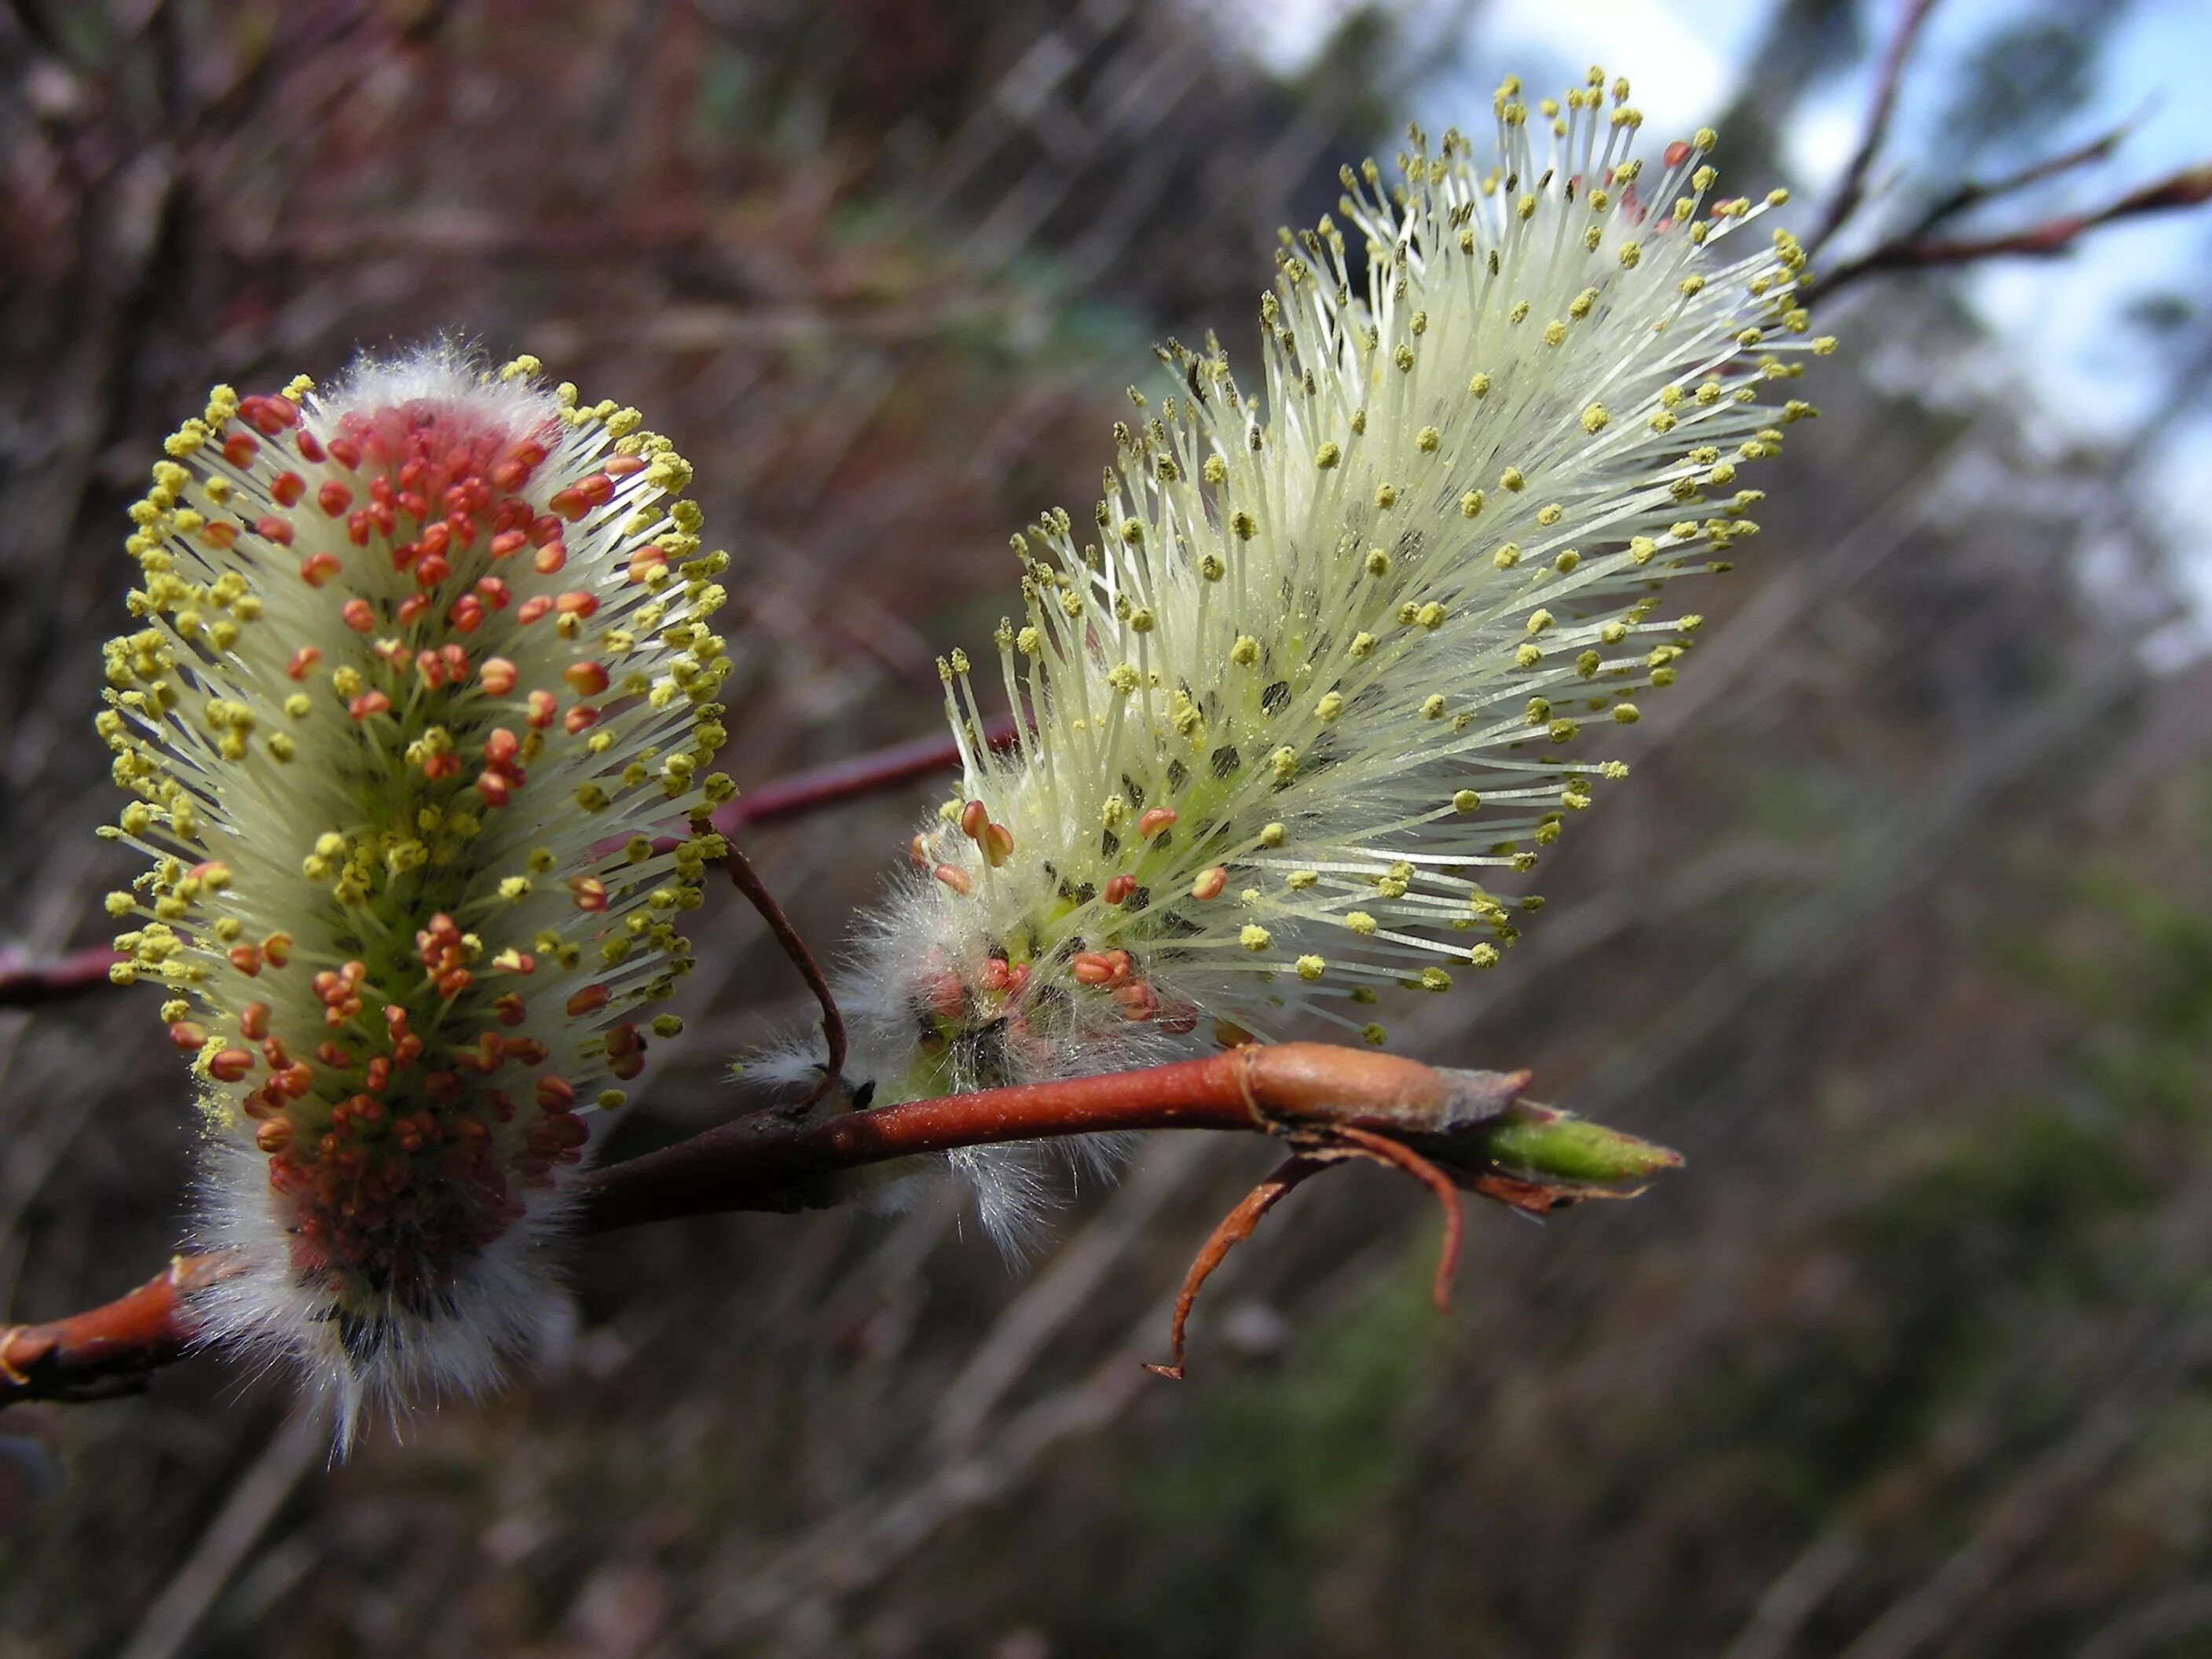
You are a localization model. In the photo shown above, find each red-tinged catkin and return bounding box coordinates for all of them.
[97,346,737,1437]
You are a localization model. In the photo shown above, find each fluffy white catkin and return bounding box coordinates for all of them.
[100,346,734,1436]
[789,76,1831,1239]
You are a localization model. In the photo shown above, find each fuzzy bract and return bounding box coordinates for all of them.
[99,347,733,1434]
[815,75,1831,1223]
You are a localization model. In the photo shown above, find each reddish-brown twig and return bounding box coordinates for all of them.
[0,945,123,1009]
[2,1043,1644,1408]
[712,712,1020,834]
[722,845,846,1105]
[0,1255,240,1404]
[1806,0,1945,260]
[580,1041,1543,1229]
[1894,120,2137,243]
[1816,163,2212,298]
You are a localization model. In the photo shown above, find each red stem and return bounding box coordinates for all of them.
[1818,163,2212,297]
[1806,0,1944,259]
[0,946,124,1009]
[0,1043,1541,1407]
[712,712,1019,833]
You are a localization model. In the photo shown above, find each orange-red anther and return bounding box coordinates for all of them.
[1102,874,1137,906]
[1114,980,1160,1022]
[1070,952,1118,986]
[1138,807,1178,838]
[208,1049,255,1083]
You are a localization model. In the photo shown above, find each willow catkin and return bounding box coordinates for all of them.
[99,347,734,1435]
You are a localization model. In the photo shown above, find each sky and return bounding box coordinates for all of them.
[1232,0,2212,638]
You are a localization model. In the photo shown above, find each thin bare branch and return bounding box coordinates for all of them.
[0,946,122,1009]
[721,846,845,1107]
[1895,118,2135,242]
[1817,162,2212,298]
[712,712,1020,834]
[0,1043,1663,1410]
[1807,0,1944,259]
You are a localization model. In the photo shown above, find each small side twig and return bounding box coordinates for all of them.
[1817,163,2212,298]
[723,846,846,1106]
[1895,118,2137,243]
[1807,0,1944,260]
[0,945,123,1010]
[712,711,1020,835]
